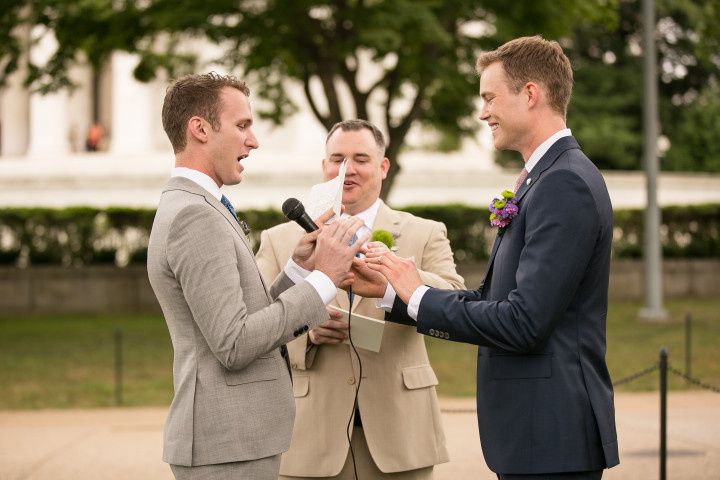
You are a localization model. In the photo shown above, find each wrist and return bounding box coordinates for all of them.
[292,255,312,271]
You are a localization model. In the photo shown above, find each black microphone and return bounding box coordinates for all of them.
[282,198,318,233]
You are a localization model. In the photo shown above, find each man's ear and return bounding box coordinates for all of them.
[380,157,390,180]
[525,82,540,109]
[188,116,208,143]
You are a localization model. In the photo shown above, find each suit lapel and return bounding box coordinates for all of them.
[480,136,581,287]
[163,177,271,298]
[515,135,580,203]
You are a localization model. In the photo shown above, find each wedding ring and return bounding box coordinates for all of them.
[378,256,384,264]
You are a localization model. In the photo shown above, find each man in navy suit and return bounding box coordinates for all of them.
[355,36,619,479]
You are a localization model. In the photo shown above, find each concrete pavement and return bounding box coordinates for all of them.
[1,392,718,480]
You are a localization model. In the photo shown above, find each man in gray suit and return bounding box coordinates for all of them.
[147,72,366,480]
[358,36,619,479]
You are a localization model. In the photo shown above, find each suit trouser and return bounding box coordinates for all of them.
[497,471,602,480]
[280,426,434,480]
[170,454,281,480]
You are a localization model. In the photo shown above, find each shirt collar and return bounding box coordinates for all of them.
[343,198,381,231]
[171,167,223,201]
[525,128,572,173]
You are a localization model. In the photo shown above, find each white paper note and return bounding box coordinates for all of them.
[328,305,385,353]
[305,159,347,220]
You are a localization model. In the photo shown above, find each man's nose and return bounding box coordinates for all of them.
[246,130,259,149]
[479,103,490,121]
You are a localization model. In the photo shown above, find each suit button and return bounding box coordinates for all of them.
[347,377,356,385]
[429,328,435,335]
[444,332,450,339]
[435,331,441,337]
[303,325,309,331]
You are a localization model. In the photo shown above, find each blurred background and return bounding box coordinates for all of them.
[0,1,719,479]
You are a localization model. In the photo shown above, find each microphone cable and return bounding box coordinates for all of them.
[345,286,362,480]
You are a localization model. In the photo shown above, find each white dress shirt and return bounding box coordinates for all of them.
[404,129,572,321]
[171,167,336,304]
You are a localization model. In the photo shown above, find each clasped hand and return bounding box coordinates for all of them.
[338,242,423,305]
[291,208,367,286]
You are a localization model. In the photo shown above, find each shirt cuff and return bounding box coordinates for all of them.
[305,270,337,305]
[407,285,431,321]
[284,257,312,284]
[376,282,396,312]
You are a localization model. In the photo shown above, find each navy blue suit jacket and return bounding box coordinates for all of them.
[389,136,619,474]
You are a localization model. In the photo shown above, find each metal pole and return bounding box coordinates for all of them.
[659,347,668,480]
[685,313,692,382]
[114,328,123,406]
[639,0,667,321]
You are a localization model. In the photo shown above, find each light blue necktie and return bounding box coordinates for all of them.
[347,232,358,303]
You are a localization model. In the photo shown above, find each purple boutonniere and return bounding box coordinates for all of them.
[240,220,251,236]
[488,189,519,233]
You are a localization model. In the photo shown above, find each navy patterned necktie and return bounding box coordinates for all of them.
[220,195,240,224]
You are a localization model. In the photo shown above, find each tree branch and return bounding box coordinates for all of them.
[302,70,334,131]
[389,86,425,143]
[381,85,426,201]
[316,58,342,122]
[338,52,368,119]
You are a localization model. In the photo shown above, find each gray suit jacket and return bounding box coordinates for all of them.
[147,176,327,467]
[389,137,619,474]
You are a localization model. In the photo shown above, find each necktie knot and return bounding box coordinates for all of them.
[513,168,529,193]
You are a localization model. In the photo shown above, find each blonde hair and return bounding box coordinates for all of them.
[477,36,573,117]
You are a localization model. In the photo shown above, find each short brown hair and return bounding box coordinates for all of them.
[476,36,573,117]
[162,72,250,153]
[326,119,386,156]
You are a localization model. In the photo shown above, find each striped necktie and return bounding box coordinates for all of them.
[513,168,529,193]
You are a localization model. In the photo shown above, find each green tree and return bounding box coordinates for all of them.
[0,0,616,198]
[567,0,720,171]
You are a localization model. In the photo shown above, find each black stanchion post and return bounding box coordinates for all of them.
[115,328,123,406]
[659,347,668,480]
[685,313,692,382]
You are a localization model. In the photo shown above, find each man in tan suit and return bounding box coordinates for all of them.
[147,73,366,480]
[256,119,465,479]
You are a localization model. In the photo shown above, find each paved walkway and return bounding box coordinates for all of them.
[1,392,718,480]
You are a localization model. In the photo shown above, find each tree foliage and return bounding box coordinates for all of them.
[0,0,618,198]
[568,0,720,171]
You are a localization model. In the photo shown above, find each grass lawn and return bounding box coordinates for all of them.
[0,298,718,409]
[0,314,174,409]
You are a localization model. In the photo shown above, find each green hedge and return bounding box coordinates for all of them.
[0,203,718,266]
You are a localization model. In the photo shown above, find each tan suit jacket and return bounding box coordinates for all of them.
[256,201,465,476]
[147,177,328,468]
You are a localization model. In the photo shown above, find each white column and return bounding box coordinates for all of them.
[0,60,30,157]
[67,63,94,152]
[26,26,71,157]
[109,52,156,155]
